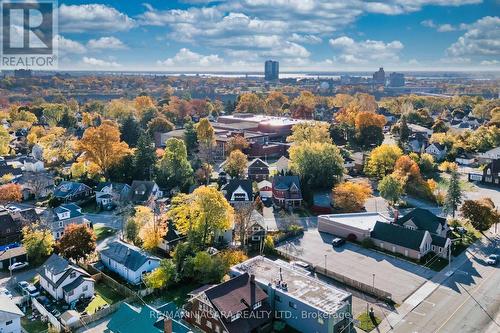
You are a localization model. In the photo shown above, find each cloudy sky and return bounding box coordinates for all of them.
[54,0,499,71]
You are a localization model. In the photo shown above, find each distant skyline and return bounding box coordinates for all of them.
[54,0,499,71]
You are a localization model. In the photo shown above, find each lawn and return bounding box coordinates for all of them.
[94,282,124,304]
[94,225,118,241]
[356,313,381,332]
[21,309,48,333]
[143,282,202,308]
[85,294,108,314]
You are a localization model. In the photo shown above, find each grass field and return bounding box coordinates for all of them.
[356,312,381,332]
[21,309,48,333]
[94,225,117,241]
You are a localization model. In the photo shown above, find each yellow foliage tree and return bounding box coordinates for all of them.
[287,121,331,144]
[332,181,372,212]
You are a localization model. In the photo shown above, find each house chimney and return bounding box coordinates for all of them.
[393,210,399,224]
[164,317,172,333]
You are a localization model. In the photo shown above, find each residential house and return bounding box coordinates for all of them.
[158,221,186,254]
[407,123,433,138]
[0,210,22,246]
[14,172,54,200]
[99,240,161,285]
[221,179,253,204]
[343,156,355,173]
[0,161,22,180]
[0,296,24,333]
[38,254,95,304]
[247,158,269,181]
[257,180,272,199]
[272,176,302,208]
[107,302,192,333]
[425,143,447,161]
[455,153,476,166]
[478,147,500,163]
[275,156,290,174]
[51,204,91,240]
[231,256,353,333]
[95,182,131,207]
[130,181,162,207]
[246,210,267,246]
[185,273,273,333]
[20,157,44,173]
[469,159,500,187]
[53,181,93,203]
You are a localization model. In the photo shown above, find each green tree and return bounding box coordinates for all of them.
[444,170,462,218]
[22,224,54,265]
[399,115,410,142]
[0,126,10,155]
[378,175,404,205]
[125,218,140,244]
[364,144,403,178]
[57,224,96,262]
[461,199,498,232]
[184,120,198,154]
[133,133,157,181]
[144,259,177,289]
[158,138,194,191]
[289,142,344,189]
[120,115,141,147]
[287,121,331,144]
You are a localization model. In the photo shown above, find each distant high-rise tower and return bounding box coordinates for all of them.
[372,67,385,85]
[265,60,279,81]
[389,72,405,87]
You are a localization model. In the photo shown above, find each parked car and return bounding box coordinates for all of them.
[8,261,28,271]
[18,281,39,297]
[332,237,345,247]
[291,260,311,271]
[486,254,498,265]
[0,287,13,299]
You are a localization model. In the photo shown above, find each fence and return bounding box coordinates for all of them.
[278,249,392,301]
[32,298,62,333]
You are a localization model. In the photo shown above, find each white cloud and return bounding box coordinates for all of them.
[329,36,404,64]
[82,56,121,67]
[59,4,136,32]
[420,19,469,32]
[55,35,86,54]
[289,33,322,44]
[87,37,127,50]
[480,60,499,66]
[447,16,500,60]
[157,48,224,67]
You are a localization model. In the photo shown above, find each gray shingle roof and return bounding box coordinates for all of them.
[99,240,160,272]
[395,208,446,233]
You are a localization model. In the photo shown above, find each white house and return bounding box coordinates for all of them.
[455,153,476,166]
[21,157,44,173]
[275,156,290,174]
[258,180,272,198]
[425,143,447,161]
[38,254,95,304]
[99,241,160,285]
[51,204,91,240]
[95,182,131,207]
[0,296,23,333]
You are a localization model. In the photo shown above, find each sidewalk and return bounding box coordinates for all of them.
[374,235,493,332]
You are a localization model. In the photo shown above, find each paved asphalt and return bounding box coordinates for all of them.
[391,235,500,333]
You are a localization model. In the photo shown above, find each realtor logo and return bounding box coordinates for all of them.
[1,0,58,69]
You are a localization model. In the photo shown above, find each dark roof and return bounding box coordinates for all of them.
[248,158,269,170]
[163,220,184,243]
[53,204,83,221]
[42,253,70,275]
[222,179,253,201]
[0,211,21,235]
[61,275,93,293]
[371,222,427,251]
[272,175,301,191]
[431,234,448,248]
[485,159,500,174]
[130,181,157,203]
[53,181,91,198]
[395,208,446,233]
[39,254,91,288]
[204,273,268,318]
[99,240,160,272]
[0,164,22,177]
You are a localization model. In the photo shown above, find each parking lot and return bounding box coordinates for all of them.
[277,229,436,303]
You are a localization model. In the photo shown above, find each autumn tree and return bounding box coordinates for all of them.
[287,121,331,144]
[134,95,155,115]
[147,116,174,136]
[169,186,233,247]
[265,91,288,115]
[144,259,177,289]
[195,162,213,185]
[0,126,10,155]
[355,112,386,147]
[226,135,249,154]
[196,118,216,163]
[332,181,372,212]
[77,120,131,176]
[444,170,462,218]
[106,99,135,121]
[0,183,22,204]
[22,224,54,265]
[461,199,498,232]
[364,144,403,178]
[289,142,344,189]
[37,127,76,166]
[378,175,403,205]
[233,203,256,250]
[224,149,248,179]
[236,93,264,114]
[158,138,194,191]
[399,115,410,142]
[57,224,96,262]
[139,219,163,251]
[290,91,316,119]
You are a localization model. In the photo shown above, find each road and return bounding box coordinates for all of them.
[391,234,500,333]
[85,212,124,230]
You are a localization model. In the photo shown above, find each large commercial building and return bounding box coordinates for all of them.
[231,256,352,333]
[264,60,279,81]
[389,72,405,87]
[372,67,386,85]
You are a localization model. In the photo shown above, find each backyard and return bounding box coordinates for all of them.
[94,225,118,241]
[21,309,48,333]
[84,282,125,314]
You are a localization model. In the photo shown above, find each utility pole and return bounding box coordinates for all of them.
[324,254,327,274]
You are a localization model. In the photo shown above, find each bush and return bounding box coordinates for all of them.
[361,238,374,248]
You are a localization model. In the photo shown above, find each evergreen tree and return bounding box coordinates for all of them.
[184,120,198,155]
[134,133,157,181]
[399,115,410,143]
[444,170,462,218]
[120,115,141,147]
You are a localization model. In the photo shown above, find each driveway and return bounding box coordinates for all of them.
[277,229,436,303]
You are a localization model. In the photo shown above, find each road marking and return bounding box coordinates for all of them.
[435,269,497,333]
[422,300,435,307]
[412,311,426,316]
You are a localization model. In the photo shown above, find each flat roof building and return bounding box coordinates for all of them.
[318,212,391,240]
[231,256,352,333]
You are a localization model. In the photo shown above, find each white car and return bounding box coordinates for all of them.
[18,281,39,297]
[486,254,498,265]
[0,287,13,299]
[291,260,311,270]
[9,262,28,271]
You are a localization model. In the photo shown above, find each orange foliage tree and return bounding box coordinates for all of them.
[0,183,22,204]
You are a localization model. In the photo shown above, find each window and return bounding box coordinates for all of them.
[70,272,76,279]
[252,236,260,241]
[59,221,63,228]
[289,301,297,309]
[68,290,74,296]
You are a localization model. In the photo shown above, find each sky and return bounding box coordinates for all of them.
[53,0,500,71]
